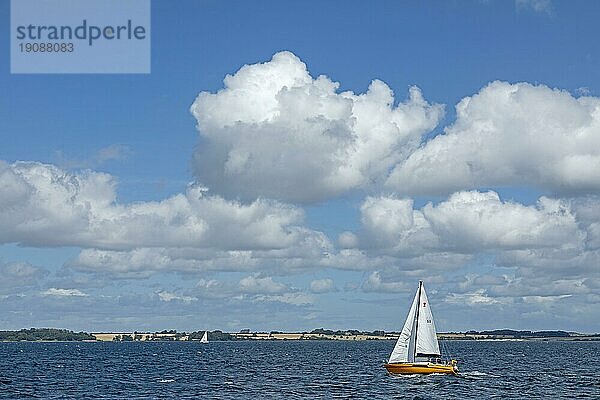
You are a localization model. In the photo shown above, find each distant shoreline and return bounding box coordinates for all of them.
[2,336,600,343]
[92,332,600,342]
[1,328,599,342]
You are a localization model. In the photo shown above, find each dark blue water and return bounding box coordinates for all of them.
[0,340,599,399]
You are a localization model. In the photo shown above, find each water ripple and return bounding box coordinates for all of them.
[0,340,599,399]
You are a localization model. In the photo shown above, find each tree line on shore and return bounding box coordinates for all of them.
[0,328,95,341]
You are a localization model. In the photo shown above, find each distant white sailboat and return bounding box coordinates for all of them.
[385,281,458,375]
[200,331,208,343]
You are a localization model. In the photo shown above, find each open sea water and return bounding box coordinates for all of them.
[1,340,599,399]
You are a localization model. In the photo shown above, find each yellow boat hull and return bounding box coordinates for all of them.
[384,363,458,375]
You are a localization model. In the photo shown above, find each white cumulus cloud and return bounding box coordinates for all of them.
[387,81,600,195]
[0,161,316,252]
[359,190,583,254]
[422,191,581,252]
[190,51,443,203]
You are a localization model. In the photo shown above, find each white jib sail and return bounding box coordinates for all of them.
[415,285,440,357]
[200,331,208,343]
[388,287,420,363]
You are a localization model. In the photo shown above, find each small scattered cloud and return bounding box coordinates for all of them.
[157,291,198,303]
[253,292,313,306]
[361,271,411,293]
[42,288,88,297]
[54,144,132,169]
[444,289,504,305]
[193,275,313,307]
[522,294,572,304]
[239,276,287,294]
[94,144,131,163]
[310,278,336,294]
[515,0,553,15]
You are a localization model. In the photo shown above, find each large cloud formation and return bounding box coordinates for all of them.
[352,190,600,326]
[4,52,600,331]
[387,81,600,195]
[0,161,319,251]
[359,190,583,254]
[190,51,443,203]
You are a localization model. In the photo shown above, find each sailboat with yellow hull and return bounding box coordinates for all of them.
[384,281,458,375]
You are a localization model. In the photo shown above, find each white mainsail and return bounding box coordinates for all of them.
[388,281,440,364]
[388,287,419,363]
[415,286,440,357]
[200,331,208,343]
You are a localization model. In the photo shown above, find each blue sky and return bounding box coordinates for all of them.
[2,0,600,333]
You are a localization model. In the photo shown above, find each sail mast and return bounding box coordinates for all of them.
[413,281,422,361]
